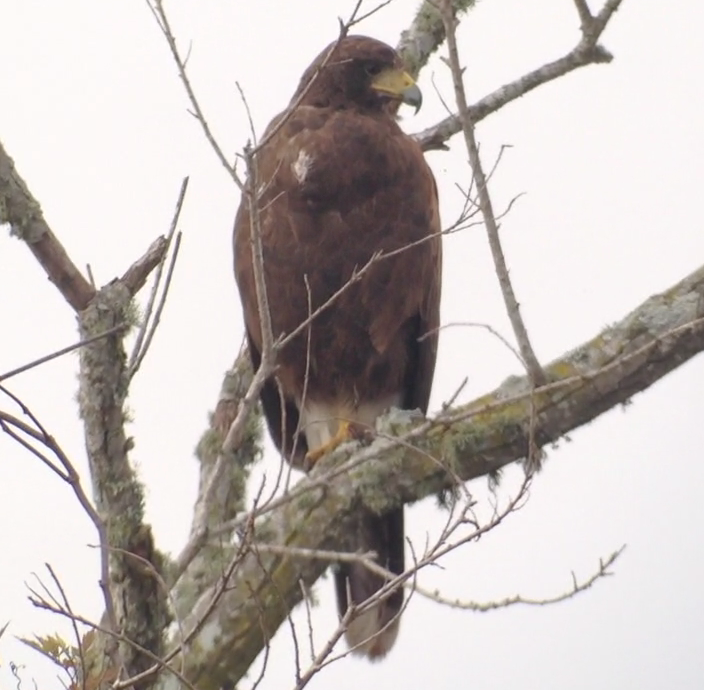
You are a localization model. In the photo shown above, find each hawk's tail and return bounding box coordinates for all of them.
[334,507,404,660]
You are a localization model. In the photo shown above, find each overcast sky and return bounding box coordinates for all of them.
[2,1,704,688]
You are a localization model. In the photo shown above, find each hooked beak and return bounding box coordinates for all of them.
[370,68,423,113]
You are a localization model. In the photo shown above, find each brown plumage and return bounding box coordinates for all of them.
[233,35,442,659]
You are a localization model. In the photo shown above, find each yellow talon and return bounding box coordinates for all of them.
[305,420,353,467]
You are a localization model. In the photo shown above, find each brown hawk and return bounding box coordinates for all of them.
[233,35,442,659]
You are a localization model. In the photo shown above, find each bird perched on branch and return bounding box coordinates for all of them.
[233,35,442,660]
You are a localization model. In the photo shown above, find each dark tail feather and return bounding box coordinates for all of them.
[334,508,404,660]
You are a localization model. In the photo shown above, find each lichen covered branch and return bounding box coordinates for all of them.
[2,134,177,681]
[77,281,171,680]
[0,140,95,310]
[158,261,704,690]
[396,0,478,78]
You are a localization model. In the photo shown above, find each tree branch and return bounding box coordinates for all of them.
[170,347,263,614]
[412,0,622,152]
[1,136,176,680]
[77,279,171,681]
[0,140,95,311]
[440,0,545,391]
[158,260,704,690]
[396,0,478,78]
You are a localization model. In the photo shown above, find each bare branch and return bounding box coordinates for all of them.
[147,0,239,183]
[412,0,622,152]
[26,598,197,690]
[242,145,275,365]
[416,545,625,610]
[128,176,188,377]
[0,386,119,671]
[0,324,127,382]
[128,231,183,379]
[439,0,545,388]
[120,235,169,297]
[0,140,95,311]
[44,564,87,690]
[572,0,594,29]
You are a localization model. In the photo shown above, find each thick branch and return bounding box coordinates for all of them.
[77,282,170,680]
[169,349,263,615]
[160,262,704,690]
[0,140,95,311]
[396,0,478,78]
[1,134,175,681]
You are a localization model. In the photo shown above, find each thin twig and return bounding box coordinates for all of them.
[252,1,370,155]
[26,599,198,690]
[416,545,626,610]
[129,231,183,379]
[147,1,240,185]
[44,564,87,690]
[412,0,622,152]
[0,385,119,653]
[0,324,127,382]
[248,544,378,563]
[128,176,188,378]
[439,0,545,386]
[242,146,275,366]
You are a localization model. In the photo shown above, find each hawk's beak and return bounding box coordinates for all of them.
[371,68,423,113]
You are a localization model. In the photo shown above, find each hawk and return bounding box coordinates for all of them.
[233,35,442,659]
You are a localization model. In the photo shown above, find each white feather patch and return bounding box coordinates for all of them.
[299,395,401,454]
[292,149,313,183]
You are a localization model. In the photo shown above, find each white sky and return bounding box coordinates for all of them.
[1,0,703,688]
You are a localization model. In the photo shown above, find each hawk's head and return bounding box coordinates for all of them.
[292,35,422,114]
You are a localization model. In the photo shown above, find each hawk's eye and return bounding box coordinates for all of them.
[364,63,383,76]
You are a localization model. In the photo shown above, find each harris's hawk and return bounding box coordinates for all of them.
[233,35,442,659]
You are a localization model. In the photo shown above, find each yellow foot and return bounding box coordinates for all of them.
[305,420,352,467]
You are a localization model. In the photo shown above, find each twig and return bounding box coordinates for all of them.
[415,545,625,610]
[0,324,127,382]
[248,544,378,563]
[347,0,394,28]
[129,232,183,379]
[0,409,70,481]
[252,1,371,155]
[291,606,357,690]
[412,0,622,152]
[147,1,240,184]
[241,144,275,366]
[0,385,119,657]
[439,0,545,386]
[26,599,197,690]
[128,176,189,377]
[44,564,87,690]
[420,320,525,369]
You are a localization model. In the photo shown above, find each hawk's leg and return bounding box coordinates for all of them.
[305,420,353,467]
